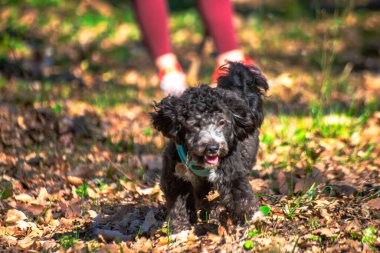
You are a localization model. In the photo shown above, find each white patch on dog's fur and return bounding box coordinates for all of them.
[170,230,189,241]
[200,124,226,146]
[208,168,219,183]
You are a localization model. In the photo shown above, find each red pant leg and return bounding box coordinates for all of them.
[196,0,239,54]
[132,0,172,59]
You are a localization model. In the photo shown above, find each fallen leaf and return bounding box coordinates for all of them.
[88,210,98,218]
[59,199,82,218]
[207,190,220,201]
[136,185,160,196]
[119,180,136,192]
[364,198,380,210]
[313,228,338,237]
[15,194,34,203]
[67,176,84,186]
[95,229,129,241]
[0,152,17,167]
[17,203,45,217]
[276,170,289,195]
[17,116,27,129]
[69,164,98,178]
[25,152,44,166]
[5,209,27,225]
[17,236,35,250]
[36,187,51,205]
[44,208,52,225]
[140,210,158,234]
[157,237,170,246]
[16,220,31,230]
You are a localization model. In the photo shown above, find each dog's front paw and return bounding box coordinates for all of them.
[169,220,192,235]
[170,230,190,241]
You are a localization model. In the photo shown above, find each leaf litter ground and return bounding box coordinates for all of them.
[1,2,380,252]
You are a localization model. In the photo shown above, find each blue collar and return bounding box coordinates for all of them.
[176,145,211,177]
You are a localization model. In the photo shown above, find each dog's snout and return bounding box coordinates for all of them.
[206,143,219,154]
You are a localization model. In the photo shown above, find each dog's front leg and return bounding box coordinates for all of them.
[231,177,259,222]
[216,176,258,223]
[165,192,196,233]
[161,145,197,233]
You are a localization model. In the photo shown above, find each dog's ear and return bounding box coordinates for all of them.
[227,95,258,141]
[150,96,181,139]
[218,62,268,127]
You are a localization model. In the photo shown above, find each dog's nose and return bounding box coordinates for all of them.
[205,143,219,154]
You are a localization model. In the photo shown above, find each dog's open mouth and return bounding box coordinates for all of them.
[204,155,219,165]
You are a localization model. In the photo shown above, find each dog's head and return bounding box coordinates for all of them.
[151,84,262,168]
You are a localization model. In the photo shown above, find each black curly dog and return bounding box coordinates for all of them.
[151,62,268,232]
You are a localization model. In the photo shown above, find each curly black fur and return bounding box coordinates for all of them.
[150,62,268,232]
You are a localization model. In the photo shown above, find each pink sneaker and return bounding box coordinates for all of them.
[212,56,256,84]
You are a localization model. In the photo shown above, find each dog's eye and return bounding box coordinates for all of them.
[218,120,226,127]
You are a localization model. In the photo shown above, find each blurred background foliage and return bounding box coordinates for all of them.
[0,0,379,113]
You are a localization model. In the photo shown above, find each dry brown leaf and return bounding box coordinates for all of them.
[140,238,153,252]
[87,188,99,199]
[5,209,27,225]
[95,229,129,241]
[42,240,59,252]
[15,193,34,203]
[294,178,319,194]
[364,198,380,210]
[17,116,27,129]
[16,220,31,230]
[44,208,52,225]
[156,237,170,246]
[0,152,17,166]
[69,164,98,178]
[36,187,51,205]
[141,210,158,234]
[17,236,35,250]
[276,170,290,195]
[319,208,334,224]
[17,203,44,217]
[207,190,220,201]
[97,244,134,253]
[1,235,18,246]
[119,180,136,192]
[88,210,98,219]
[67,176,84,186]
[313,228,338,237]
[59,199,82,218]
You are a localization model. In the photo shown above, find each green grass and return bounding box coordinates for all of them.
[59,235,78,250]
[243,239,254,250]
[306,235,322,243]
[283,183,317,219]
[76,183,89,198]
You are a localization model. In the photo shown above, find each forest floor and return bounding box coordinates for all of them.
[0,1,379,252]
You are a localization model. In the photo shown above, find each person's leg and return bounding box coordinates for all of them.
[132,0,172,63]
[196,0,245,66]
[132,0,186,96]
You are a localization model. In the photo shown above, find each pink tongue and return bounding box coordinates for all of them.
[205,155,219,165]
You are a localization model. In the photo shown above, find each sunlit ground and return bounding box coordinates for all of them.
[0,1,379,252]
